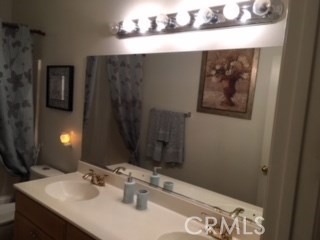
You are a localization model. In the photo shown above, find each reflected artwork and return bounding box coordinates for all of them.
[197,48,260,119]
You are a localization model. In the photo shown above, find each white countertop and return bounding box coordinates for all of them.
[15,172,205,240]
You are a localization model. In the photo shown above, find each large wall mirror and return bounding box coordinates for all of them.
[81,47,283,218]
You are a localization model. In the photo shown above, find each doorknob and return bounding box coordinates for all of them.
[261,165,269,175]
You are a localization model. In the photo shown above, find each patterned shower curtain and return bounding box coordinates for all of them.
[107,55,143,165]
[83,56,98,127]
[0,21,35,178]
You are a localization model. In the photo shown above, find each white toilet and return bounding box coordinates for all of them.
[0,165,64,240]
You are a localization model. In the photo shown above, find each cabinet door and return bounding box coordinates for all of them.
[15,192,66,239]
[66,224,96,240]
[14,213,52,240]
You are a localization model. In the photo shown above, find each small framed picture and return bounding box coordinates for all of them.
[197,48,260,120]
[46,65,74,111]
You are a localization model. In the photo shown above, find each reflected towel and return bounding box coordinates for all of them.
[146,109,185,164]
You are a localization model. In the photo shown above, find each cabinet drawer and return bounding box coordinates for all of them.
[66,224,96,240]
[14,213,52,240]
[15,192,66,239]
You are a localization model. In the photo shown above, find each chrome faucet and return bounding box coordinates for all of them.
[112,166,126,174]
[230,207,245,218]
[200,212,232,240]
[83,169,107,186]
[203,206,245,219]
[199,207,245,239]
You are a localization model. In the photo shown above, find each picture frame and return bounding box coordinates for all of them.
[197,48,260,120]
[46,65,74,111]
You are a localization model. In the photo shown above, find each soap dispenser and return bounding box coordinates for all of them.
[123,172,135,204]
[150,167,161,187]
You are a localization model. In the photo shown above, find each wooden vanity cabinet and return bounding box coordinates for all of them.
[14,191,95,240]
[15,213,52,240]
[66,224,96,240]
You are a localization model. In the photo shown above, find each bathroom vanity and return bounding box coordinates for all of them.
[15,191,94,240]
[13,163,262,240]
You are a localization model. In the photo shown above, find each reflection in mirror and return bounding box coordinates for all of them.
[81,48,283,218]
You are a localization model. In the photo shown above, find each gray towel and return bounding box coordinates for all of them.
[146,109,185,164]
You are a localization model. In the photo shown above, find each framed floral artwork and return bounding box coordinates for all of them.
[197,48,260,120]
[46,65,74,111]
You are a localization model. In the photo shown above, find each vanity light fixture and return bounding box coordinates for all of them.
[60,132,72,147]
[112,0,284,38]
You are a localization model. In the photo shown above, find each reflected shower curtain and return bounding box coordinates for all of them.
[82,56,110,166]
[107,55,143,165]
[83,56,98,127]
[0,21,35,178]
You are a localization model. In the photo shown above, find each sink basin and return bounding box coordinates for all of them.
[45,180,99,201]
[158,232,211,240]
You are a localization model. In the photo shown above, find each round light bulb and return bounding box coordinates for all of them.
[60,132,71,146]
[223,2,240,20]
[109,22,119,35]
[240,9,252,23]
[122,18,136,32]
[176,11,191,26]
[156,14,169,31]
[138,17,151,33]
[253,0,271,16]
[194,8,214,27]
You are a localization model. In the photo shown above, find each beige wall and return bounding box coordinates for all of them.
[0,0,12,22]
[11,0,286,194]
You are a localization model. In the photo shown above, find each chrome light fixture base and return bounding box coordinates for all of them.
[114,0,284,39]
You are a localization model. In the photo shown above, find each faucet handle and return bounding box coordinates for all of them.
[83,169,95,180]
[96,174,108,186]
[230,207,245,218]
[221,231,232,240]
[90,171,98,185]
[200,212,233,240]
[112,167,126,174]
[83,169,108,186]
[206,225,232,240]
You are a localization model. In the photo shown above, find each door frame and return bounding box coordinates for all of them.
[263,0,320,239]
